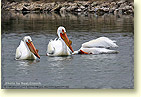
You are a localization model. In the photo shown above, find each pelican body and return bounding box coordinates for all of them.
[15,36,40,60]
[47,26,73,56]
[73,37,118,55]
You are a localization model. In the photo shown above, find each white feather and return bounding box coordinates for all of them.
[15,39,37,60]
[82,37,118,48]
[46,26,72,56]
[73,37,118,55]
[47,39,71,56]
[80,47,118,54]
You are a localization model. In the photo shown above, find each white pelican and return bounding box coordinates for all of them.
[73,37,118,54]
[15,36,40,60]
[46,26,74,56]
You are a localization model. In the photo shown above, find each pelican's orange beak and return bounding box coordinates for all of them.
[26,40,40,59]
[60,30,74,52]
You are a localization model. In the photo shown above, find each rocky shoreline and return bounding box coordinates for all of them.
[2,0,134,16]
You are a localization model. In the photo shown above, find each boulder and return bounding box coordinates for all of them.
[102,7,109,12]
[22,7,30,11]
[110,2,116,7]
[43,3,53,12]
[101,2,110,7]
[23,3,30,7]
[118,0,126,5]
[75,8,82,12]
[114,9,119,15]
[96,8,105,15]
[109,7,116,13]
[118,9,123,14]
[16,4,23,11]
[60,7,66,13]
[122,5,133,15]
[80,5,85,9]
[66,6,72,12]
[51,4,62,12]
[71,5,78,11]
[119,3,127,9]
[66,5,78,12]
[83,2,90,7]
[91,2,98,7]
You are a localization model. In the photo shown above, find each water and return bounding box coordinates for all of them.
[1,12,134,89]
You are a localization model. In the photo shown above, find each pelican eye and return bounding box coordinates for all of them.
[27,39,32,43]
[62,29,65,33]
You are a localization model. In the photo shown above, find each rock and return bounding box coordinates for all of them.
[122,5,133,15]
[94,7,98,12]
[88,7,94,12]
[124,10,132,15]
[83,2,90,7]
[43,3,53,12]
[128,9,134,14]
[44,6,52,12]
[16,4,23,11]
[91,2,98,7]
[102,7,109,12]
[66,5,78,12]
[101,2,110,7]
[129,2,134,7]
[23,3,30,7]
[96,8,105,15]
[109,7,116,13]
[123,11,127,14]
[118,0,126,4]
[66,6,72,12]
[51,4,62,12]
[71,5,78,11]
[118,9,122,14]
[27,4,36,11]
[130,6,134,11]
[121,5,132,12]
[119,3,127,9]
[110,2,118,9]
[125,5,132,10]
[93,6,100,12]
[118,2,133,15]
[80,5,85,9]
[22,7,30,11]
[114,9,119,15]
[75,8,82,12]
[110,2,116,7]
[60,7,66,13]
[8,2,18,8]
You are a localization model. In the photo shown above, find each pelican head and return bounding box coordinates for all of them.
[23,36,40,59]
[57,26,74,52]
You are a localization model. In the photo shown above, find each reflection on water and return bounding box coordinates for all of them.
[17,60,40,66]
[80,54,117,60]
[47,56,72,68]
[47,56,72,61]
[16,60,40,75]
[2,11,134,34]
[1,11,134,89]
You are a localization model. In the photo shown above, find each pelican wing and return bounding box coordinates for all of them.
[15,40,26,59]
[47,40,55,55]
[15,46,22,59]
[47,39,63,56]
[81,47,118,54]
[82,37,118,48]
